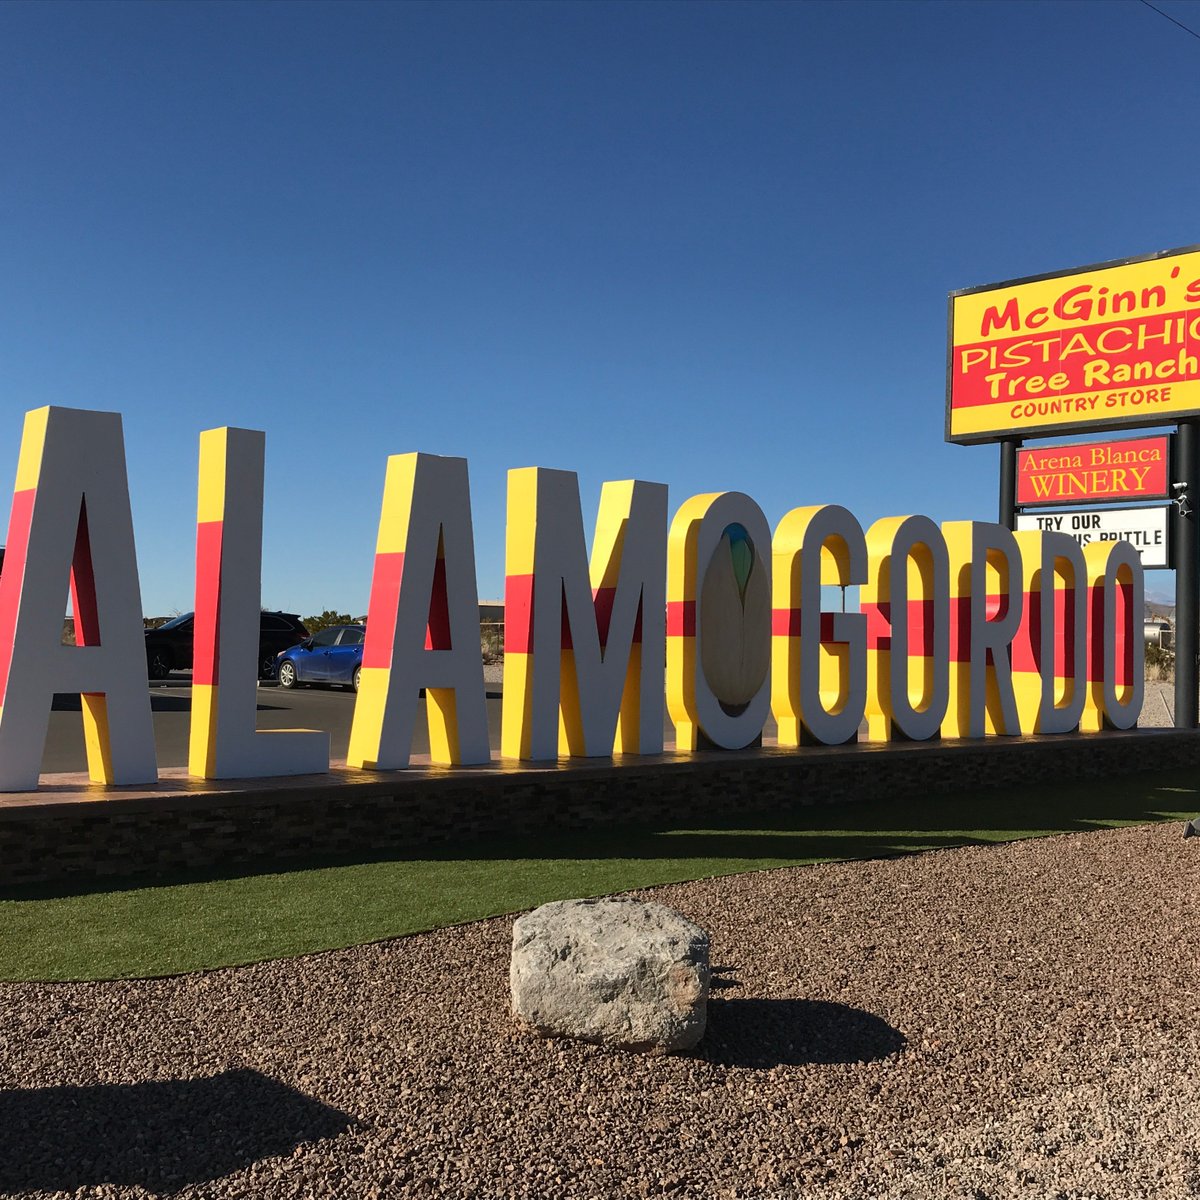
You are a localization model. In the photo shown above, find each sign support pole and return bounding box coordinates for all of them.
[1174,422,1199,729]
[999,439,1019,531]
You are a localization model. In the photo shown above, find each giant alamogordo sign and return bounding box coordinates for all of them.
[0,407,1143,792]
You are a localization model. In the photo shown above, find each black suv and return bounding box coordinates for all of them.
[145,611,309,680]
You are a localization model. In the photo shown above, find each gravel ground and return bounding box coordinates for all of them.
[2,820,1199,1199]
[1138,681,1174,729]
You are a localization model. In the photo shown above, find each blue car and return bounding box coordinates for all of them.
[275,624,365,691]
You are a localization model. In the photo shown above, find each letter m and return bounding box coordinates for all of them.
[501,469,667,760]
[981,298,1020,336]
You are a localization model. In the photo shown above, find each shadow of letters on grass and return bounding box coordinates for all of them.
[0,1068,355,1195]
[699,997,906,1068]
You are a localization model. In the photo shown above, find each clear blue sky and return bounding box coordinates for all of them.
[2,0,1196,617]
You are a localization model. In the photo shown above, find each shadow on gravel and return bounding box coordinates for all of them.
[0,1068,356,1195]
[698,998,906,1068]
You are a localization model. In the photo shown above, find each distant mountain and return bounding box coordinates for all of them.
[1146,602,1176,621]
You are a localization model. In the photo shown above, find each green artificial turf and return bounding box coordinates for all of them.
[0,770,1195,982]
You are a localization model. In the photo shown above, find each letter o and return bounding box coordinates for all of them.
[1101,541,1144,728]
[886,516,950,740]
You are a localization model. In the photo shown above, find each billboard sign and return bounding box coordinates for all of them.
[1016,434,1170,507]
[1016,505,1171,569]
[947,246,1200,444]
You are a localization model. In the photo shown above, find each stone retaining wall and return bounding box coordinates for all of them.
[2,729,1198,887]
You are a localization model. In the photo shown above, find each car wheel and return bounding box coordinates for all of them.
[277,660,298,689]
[259,653,276,680]
[147,650,171,680]
[352,665,361,693]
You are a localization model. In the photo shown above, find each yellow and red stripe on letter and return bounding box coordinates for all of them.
[499,467,539,760]
[0,410,122,781]
[347,455,458,767]
[665,493,718,752]
[188,428,230,776]
[0,408,46,719]
[1080,543,1137,732]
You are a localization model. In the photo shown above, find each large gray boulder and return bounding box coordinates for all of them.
[510,897,710,1053]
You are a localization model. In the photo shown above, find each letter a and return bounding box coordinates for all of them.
[0,407,157,791]
[189,428,329,778]
[347,453,490,769]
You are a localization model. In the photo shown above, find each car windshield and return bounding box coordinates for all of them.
[157,613,194,631]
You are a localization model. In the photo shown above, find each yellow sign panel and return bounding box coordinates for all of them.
[947,246,1200,443]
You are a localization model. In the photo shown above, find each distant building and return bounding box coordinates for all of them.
[1144,619,1174,651]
